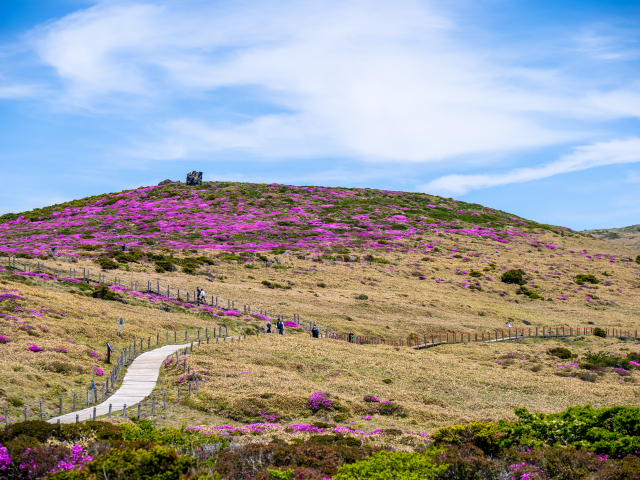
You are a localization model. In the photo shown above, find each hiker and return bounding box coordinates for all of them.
[348,331,354,343]
[311,324,319,338]
[276,319,284,335]
[196,287,201,305]
[200,289,206,304]
[266,322,272,333]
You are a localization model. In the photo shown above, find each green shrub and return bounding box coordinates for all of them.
[183,266,194,274]
[155,260,175,272]
[48,446,196,480]
[267,468,295,480]
[92,285,116,301]
[548,347,573,359]
[574,274,599,285]
[78,245,101,251]
[155,266,165,273]
[636,255,640,265]
[432,422,502,455]
[357,294,368,300]
[469,271,482,278]
[593,327,607,338]
[497,405,640,455]
[121,421,226,452]
[96,258,119,270]
[516,286,542,299]
[334,449,447,480]
[215,441,373,479]
[584,350,625,367]
[501,269,525,285]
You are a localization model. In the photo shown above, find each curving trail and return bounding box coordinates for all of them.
[48,343,190,424]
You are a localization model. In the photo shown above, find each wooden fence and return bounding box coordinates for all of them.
[2,326,255,426]
[0,255,334,335]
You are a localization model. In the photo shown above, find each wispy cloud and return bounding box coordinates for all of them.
[420,137,640,195]
[30,0,637,164]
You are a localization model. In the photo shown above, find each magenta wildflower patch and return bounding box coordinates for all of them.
[308,392,334,412]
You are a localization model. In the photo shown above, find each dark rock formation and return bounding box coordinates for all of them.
[186,171,203,186]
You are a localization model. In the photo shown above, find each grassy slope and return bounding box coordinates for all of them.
[584,224,640,251]
[2,181,640,432]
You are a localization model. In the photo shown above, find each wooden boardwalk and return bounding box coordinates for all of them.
[48,343,190,424]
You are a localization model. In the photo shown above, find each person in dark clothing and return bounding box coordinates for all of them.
[276,320,284,335]
[348,332,354,343]
[311,324,319,338]
[196,287,201,305]
[266,322,272,333]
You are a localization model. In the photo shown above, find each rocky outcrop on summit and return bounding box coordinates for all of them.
[186,171,203,186]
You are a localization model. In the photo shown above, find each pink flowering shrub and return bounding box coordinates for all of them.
[27,343,42,352]
[0,444,10,471]
[308,392,334,412]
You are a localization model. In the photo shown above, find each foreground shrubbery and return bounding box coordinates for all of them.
[3,405,640,479]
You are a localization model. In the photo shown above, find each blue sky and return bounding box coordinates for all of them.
[1,0,639,230]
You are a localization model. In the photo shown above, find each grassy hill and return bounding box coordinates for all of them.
[584,224,640,251]
[2,180,640,434]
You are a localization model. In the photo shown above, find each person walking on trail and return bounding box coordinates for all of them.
[266,322,272,334]
[348,331,354,343]
[276,319,284,335]
[200,289,206,304]
[196,287,201,305]
[311,324,319,338]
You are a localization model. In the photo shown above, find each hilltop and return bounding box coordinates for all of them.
[584,224,640,251]
[0,180,568,257]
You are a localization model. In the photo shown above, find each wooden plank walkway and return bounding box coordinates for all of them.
[48,343,190,424]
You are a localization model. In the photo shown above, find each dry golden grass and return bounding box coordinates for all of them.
[3,230,640,432]
[0,274,253,418]
[52,229,640,338]
[158,333,640,434]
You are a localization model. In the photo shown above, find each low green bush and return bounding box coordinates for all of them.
[96,258,119,270]
[584,351,625,367]
[593,327,607,338]
[548,347,573,359]
[469,271,482,278]
[501,269,525,285]
[48,446,196,480]
[516,286,542,299]
[432,422,502,455]
[357,294,368,300]
[91,285,116,301]
[497,405,640,455]
[575,274,600,285]
[335,450,447,480]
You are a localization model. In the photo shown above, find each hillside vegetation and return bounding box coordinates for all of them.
[585,224,640,251]
[3,181,640,469]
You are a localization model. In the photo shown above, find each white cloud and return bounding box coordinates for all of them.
[28,0,621,163]
[19,0,640,169]
[420,137,640,195]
